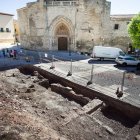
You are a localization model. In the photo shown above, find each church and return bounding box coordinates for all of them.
[17,0,134,53]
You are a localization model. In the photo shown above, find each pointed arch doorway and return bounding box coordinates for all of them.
[58,37,68,51]
[55,23,70,51]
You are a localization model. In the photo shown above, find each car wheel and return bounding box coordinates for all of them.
[116,63,120,66]
[99,58,104,61]
[122,63,127,67]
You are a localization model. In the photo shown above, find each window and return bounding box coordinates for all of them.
[118,57,123,60]
[125,58,136,61]
[0,28,4,32]
[6,28,10,32]
[114,24,119,30]
[119,51,125,56]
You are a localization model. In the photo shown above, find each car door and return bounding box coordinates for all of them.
[129,58,137,65]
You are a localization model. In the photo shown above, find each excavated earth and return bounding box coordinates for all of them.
[0,68,140,140]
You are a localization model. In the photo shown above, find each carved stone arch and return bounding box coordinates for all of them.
[49,16,74,36]
[46,16,75,51]
[55,23,70,36]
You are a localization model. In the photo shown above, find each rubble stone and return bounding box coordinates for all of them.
[38,79,49,88]
[135,135,140,140]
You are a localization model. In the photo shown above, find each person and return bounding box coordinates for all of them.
[13,50,17,59]
[128,47,131,54]
[2,49,6,57]
[6,49,10,57]
[9,50,13,58]
[135,49,140,58]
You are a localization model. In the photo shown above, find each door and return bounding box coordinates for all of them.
[58,37,68,51]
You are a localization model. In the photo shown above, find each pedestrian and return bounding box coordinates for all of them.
[6,49,10,57]
[2,49,6,57]
[9,50,13,58]
[13,50,17,59]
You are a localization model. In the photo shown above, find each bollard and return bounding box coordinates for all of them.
[87,64,94,85]
[50,55,55,69]
[115,71,125,98]
[121,71,126,93]
[39,52,42,63]
[67,59,72,76]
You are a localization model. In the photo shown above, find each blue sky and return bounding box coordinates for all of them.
[0,0,140,19]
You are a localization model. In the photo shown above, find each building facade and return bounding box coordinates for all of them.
[13,19,20,43]
[0,12,15,44]
[17,0,134,52]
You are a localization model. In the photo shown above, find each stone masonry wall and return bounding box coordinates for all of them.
[110,18,131,51]
[17,0,132,53]
[17,1,46,50]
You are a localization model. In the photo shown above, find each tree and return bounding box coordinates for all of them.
[128,13,140,49]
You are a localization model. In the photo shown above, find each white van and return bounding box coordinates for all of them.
[92,46,125,60]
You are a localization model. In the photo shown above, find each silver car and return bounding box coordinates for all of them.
[115,55,140,66]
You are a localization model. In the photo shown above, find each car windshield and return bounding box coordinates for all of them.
[119,51,125,56]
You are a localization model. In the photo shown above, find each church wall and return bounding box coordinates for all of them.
[75,0,111,52]
[17,0,132,53]
[17,1,46,50]
[44,6,77,51]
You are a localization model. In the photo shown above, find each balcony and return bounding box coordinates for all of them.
[46,1,79,6]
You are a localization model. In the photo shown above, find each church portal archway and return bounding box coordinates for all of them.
[48,16,75,51]
[55,23,69,51]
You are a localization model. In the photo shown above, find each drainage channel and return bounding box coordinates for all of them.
[19,65,140,120]
[19,65,101,108]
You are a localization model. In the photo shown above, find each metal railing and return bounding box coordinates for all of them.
[39,53,139,100]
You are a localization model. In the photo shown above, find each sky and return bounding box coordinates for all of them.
[0,0,140,19]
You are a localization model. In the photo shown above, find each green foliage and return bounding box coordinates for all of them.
[128,13,140,48]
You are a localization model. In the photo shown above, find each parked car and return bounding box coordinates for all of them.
[135,49,140,58]
[92,46,125,60]
[115,55,140,66]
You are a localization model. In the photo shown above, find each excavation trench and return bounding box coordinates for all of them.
[19,65,140,120]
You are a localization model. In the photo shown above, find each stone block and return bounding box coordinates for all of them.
[82,99,103,114]
[51,83,90,105]
[38,79,49,88]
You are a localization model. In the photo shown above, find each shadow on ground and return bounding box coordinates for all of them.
[114,65,137,73]
[101,106,139,128]
[88,59,115,64]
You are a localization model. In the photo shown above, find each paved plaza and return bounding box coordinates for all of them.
[36,59,140,108]
[0,46,140,108]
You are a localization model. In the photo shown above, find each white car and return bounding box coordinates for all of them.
[115,55,140,66]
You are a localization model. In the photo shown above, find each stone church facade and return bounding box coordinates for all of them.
[17,0,134,53]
